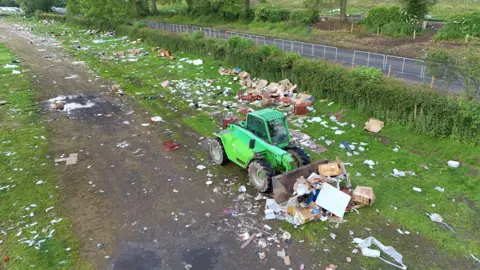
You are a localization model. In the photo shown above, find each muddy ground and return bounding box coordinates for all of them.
[1,20,477,270]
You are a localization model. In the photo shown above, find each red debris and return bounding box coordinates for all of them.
[238,107,251,115]
[163,140,180,151]
[294,103,308,115]
[279,97,291,104]
[3,257,8,263]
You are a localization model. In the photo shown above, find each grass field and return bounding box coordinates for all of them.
[253,0,480,20]
[0,44,86,269]
[12,19,480,268]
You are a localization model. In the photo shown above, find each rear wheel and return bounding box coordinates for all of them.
[248,160,274,193]
[287,146,311,168]
[209,138,228,165]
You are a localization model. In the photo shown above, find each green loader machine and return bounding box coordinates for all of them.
[209,108,311,192]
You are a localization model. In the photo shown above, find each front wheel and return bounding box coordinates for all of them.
[287,146,311,168]
[209,138,228,165]
[248,160,274,193]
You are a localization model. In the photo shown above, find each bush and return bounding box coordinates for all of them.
[254,8,290,23]
[290,10,319,25]
[436,11,480,40]
[108,24,478,144]
[362,6,419,37]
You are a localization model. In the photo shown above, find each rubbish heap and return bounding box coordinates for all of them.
[265,159,375,226]
[219,68,314,115]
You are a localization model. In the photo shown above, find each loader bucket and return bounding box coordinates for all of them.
[272,159,329,204]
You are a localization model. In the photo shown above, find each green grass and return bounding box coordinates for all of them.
[19,20,480,268]
[0,44,88,269]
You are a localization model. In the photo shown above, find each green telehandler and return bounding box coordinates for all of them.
[209,108,311,192]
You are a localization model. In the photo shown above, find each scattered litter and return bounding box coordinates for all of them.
[163,141,180,151]
[353,237,407,269]
[413,187,422,193]
[54,153,78,165]
[330,233,337,240]
[12,70,21,74]
[447,160,460,168]
[471,254,480,264]
[397,229,404,235]
[346,257,352,263]
[192,59,203,65]
[196,165,206,170]
[116,141,129,148]
[65,75,79,80]
[4,64,18,68]
[434,186,445,192]
[426,213,455,233]
[238,186,246,193]
[35,180,44,185]
[151,116,164,123]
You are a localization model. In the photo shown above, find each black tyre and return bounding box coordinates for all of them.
[248,160,274,193]
[209,138,228,165]
[287,146,311,168]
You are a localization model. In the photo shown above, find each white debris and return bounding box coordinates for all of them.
[447,160,460,168]
[65,75,79,79]
[35,180,44,185]
[196,165,206,170]
[116,141,129,148]
[353,237,407,269]
[12,70,21,74]
[363,160,375,167]
[192,59,203,65]
[413,187,422,192]
[238,186,246,193]
[434,186,445,192]
[397,229,404,235]
[4,64,19,68]
[150,116,164,122]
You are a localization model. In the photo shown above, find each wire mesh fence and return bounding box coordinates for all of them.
[142,21,451,85]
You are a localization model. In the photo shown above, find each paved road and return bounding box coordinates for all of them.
[143,21,463,92]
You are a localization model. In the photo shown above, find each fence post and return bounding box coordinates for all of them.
[282,40,284,50]
[430,76,435,88]
[323,46,326,59]
[291,41,293,52]
[367,52,370,67]
[401,58,406,73]
[388,65,392,77]
[301,43,304,55]
[383,55,387,69]
[312,44,314,57]
[335,48,338,61]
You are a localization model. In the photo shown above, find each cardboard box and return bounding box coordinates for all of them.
[315,183,351,218]
[318,162,341,176]
[364,118,384,133]
[294,207,321,224]
[352,186,376,205]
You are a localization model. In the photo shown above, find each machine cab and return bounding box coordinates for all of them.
[245,109,290,147]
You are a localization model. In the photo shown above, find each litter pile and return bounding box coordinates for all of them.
[219,68,314,115]
[265,159,375,226]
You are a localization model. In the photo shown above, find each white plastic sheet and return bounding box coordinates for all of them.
[353,237,407,269]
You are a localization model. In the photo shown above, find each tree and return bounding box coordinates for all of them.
[16,0,55,12]
[152,0,158,15]
[426,48,480,100]
[1,0,19,7]
[400,0,437,21]
[339,0,347,21]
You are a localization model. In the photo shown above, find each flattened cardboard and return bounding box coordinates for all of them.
[315,183,351,218]
[364,118,384,133]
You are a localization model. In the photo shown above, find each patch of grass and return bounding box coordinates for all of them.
[0,44,88,269]
[22,20,480,268]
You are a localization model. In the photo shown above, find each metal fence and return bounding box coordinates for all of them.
[142,21,438,83]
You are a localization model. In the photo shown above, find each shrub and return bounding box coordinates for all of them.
[107,23,477,143]
[436,11,480,40]
[290,10,319,25]
[362,6,419,37]
[192,30,205,40]
[134,21,146,28]
[254,8,290,23]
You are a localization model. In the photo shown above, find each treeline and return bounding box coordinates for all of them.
[37,13,480,144]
